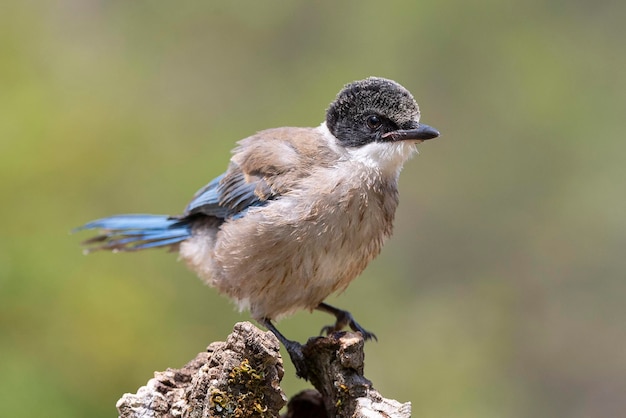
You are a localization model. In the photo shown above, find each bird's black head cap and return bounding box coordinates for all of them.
[326,77,438,147]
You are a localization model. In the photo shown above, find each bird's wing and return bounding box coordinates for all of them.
[184,128,335,220]
[183,169,274,219]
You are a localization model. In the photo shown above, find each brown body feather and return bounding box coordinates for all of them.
[180,123,411,320]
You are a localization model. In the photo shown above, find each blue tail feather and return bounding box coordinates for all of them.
[76,214,192,252]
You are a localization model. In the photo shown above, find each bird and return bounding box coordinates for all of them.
[76,77,439,378]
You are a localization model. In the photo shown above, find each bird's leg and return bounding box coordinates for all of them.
[316,302,378,341]
[259,318,309,379]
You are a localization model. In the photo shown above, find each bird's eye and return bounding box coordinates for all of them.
[366,115,382,130]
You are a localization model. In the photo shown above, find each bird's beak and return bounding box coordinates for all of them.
[382,123,440,142]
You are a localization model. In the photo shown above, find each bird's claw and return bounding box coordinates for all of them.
[283,340,308,379]
[319,309,378,341]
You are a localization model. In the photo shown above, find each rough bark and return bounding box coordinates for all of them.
[116,322,411,418]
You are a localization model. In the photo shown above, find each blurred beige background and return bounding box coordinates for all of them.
[1,1,625,417]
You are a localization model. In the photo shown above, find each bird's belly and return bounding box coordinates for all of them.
[229,196,390,317]
[231,234,377,320]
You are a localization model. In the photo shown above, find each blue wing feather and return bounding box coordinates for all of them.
[184,174,225,216]
[184,169,272,219]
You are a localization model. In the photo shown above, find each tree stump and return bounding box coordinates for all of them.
[116,322,411,417]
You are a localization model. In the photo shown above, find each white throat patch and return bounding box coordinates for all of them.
[317,122,417,177]
[346,141,417,176]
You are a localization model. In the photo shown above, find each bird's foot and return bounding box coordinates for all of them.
[282,339,309,379]
[317,302,377,341]
[260,318,309,379]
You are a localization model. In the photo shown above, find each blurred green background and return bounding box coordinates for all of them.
[2,1,625,417]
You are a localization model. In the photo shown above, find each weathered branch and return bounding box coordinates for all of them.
[116,322,411,417]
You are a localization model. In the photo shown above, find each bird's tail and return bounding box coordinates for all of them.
[75,214,193,253]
